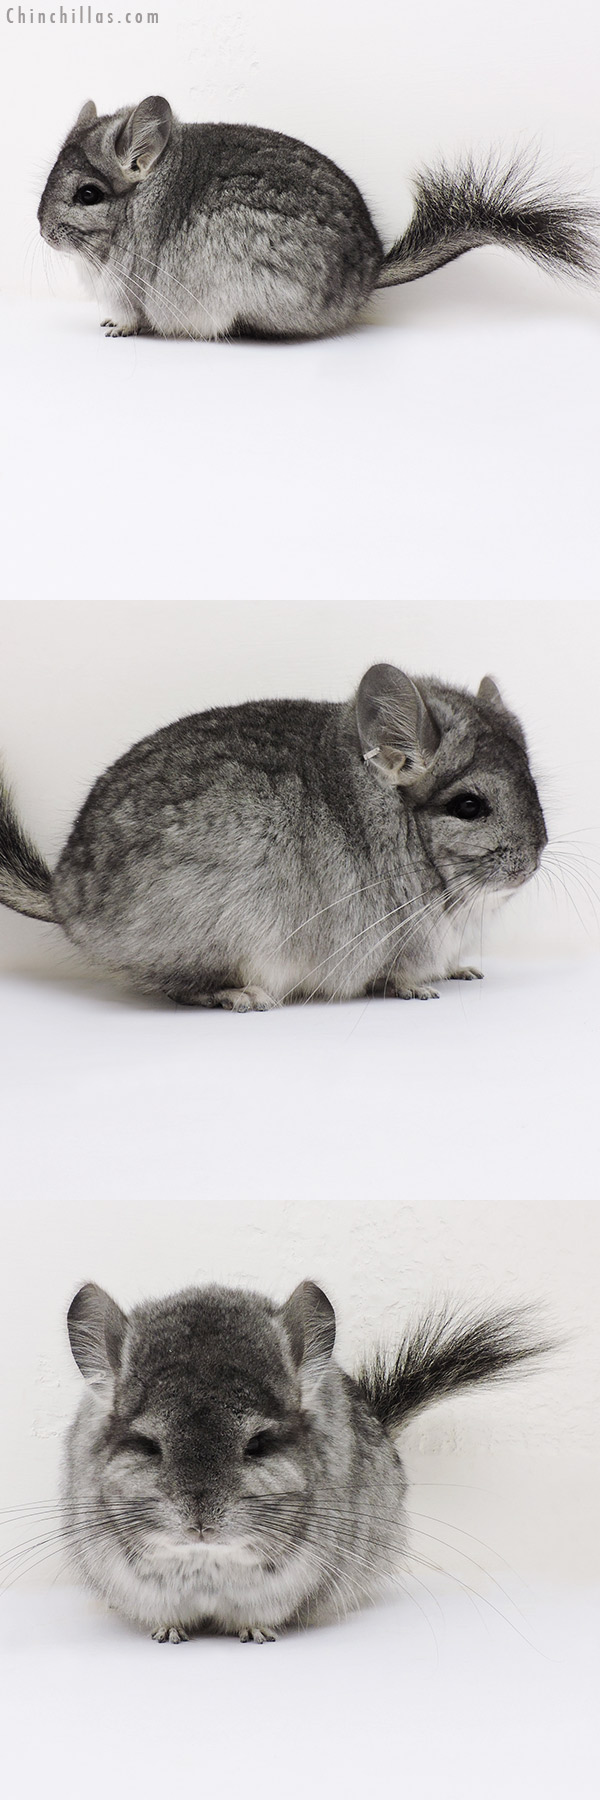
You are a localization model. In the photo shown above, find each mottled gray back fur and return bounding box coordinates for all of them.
[37,99,599,339]
[62,1278,547,1641]
[0,664,547,1009]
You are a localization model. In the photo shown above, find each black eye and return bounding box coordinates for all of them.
[444,792,489,822]
[124,1434,162,1460]
[244,1431,279,1460]
[73,183,106,206]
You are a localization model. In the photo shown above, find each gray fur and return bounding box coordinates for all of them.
[37,100,599,341]
[0,664,547,1008]
[62,1278,546,1641]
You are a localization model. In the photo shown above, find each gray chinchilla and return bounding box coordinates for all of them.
[0,665,547,1008]
[62,1278,548,1642]
[37,99,599,340]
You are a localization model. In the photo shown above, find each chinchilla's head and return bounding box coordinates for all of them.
[354,663,547,899]
[65,1279,337,1565]
[37,97,173,262]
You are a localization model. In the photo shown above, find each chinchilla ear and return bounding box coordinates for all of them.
[356,664,440,785]
[73,100,97,132]
[478,675,506,710]
[115,97,172,178]
[67,1282,128,1384]
[280,1281,336,1392]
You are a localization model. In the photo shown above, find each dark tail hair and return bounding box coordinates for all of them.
[355,1304,552,1434]
[0,773,55,921]
[376,156,600,288]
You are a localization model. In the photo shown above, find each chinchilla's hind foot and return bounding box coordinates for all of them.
[168,986,278,1012]
[238,1626,277,1644]
[101,318,140,337]
[447,966,483,981]
[152,1625,188,1644]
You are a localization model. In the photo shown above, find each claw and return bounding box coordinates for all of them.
[238,1626,277,1644]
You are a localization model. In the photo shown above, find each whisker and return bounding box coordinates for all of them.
[280,891,437,1004]
[129,248,228,340]
[270,875,388,956]
[308,884,464,1008]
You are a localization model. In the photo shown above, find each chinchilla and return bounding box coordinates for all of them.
[62,1277,549,1642]
[0,664,548,1009]
[37,98,599,340]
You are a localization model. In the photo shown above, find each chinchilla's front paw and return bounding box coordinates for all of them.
[447,967,483,982]
[101,318,139,338]
[151,1624,188,1644]
[167,985,277,1011]
[396,982,439,1000]
[374,976,439,1000]
[197,986,277,1012]
[238,1626,277,1644]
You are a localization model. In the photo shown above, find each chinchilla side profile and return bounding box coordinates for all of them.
[0,665,548,1009]
[62,1278,549,1642]
[37,98,599,340]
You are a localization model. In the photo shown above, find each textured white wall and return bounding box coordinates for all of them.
[0,599,598,976]
[1,0,599,295]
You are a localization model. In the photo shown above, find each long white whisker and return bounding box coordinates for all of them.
[281,891,435,1004]
[270,875,388,956]
[129,247,227,339]
[300,890,449,1007]
[84,245,200,343]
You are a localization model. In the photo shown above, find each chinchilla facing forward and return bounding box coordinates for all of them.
[63,1278,548,1641]
[0,665,547,1008]
[37,98,599,340]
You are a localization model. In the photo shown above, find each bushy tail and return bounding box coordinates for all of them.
[376,156,600,288]
[356,1304,552,1434]
[0,773,55,921]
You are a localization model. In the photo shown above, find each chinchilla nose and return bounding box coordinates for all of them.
[37,207,53,245]
[184,1494,221,1538]
[185,1521,219,1543]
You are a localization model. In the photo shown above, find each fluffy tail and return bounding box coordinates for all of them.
[356,1304,552,1434]
[0,773,55,921]
[376,157,599,288]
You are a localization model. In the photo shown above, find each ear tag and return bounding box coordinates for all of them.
[363,747,380,763]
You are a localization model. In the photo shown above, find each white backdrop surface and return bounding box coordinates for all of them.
[2,1588,599,1800]
[1,1586,599,1800]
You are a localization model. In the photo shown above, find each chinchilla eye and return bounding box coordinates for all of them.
[444,792,489,822]
[73,183,106,206]
[244,1431,279,1459]
[124,1434,162,1460]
